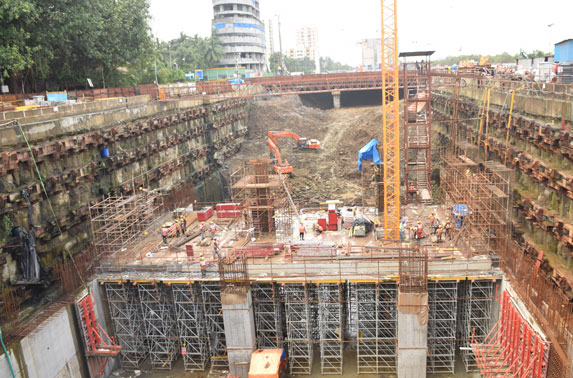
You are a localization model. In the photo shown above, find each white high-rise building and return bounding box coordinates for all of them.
[289,26,320,73]
[360,38,382,71]
[212,0,266,73]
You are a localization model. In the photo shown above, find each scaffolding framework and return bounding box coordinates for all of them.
[427,281,458,374]
[355,282,397,374]
[172,283,209,371]
[458,279,496,372]
[231,160,293,239]
[361,162,384,211]
[89,193,162,263]
[284,284,315,375]
[104,283,147,369]
[252,283,283,348]
[201,281,229,373]
[401,52,434,204]
[318,283,344,375]
[138,283,179,369]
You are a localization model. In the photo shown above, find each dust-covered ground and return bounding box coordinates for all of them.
[228,96,382,205]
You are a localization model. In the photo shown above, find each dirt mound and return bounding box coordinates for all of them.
[229,97,383,205]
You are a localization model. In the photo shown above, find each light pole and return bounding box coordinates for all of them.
[275,14,286,75]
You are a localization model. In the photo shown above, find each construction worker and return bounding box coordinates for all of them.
[299,222,306,240]
[200,256,206,277]
[436,225,443,242]
[200,222,206,241]
[429,213,436,229]
[210,222,217,240]
[399,220,406,241]
[445,220,452,240]
[181,216,187,234]
[213,238,220,259]
[175,220,181,237]
[161,224,168,244]
[433,217,440,235]
[415,221,423,241]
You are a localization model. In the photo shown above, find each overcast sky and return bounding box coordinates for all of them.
[149,0,571,66]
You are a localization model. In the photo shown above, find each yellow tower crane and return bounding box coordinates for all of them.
[381,0,400,239]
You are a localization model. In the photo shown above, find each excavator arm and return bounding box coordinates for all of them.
[267,138,293,174]
[267,131,320,150]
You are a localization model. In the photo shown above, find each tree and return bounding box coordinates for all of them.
[0,0,153,91]
[320,57,352,72]
[0,0,37,81]
[203,33,224,68]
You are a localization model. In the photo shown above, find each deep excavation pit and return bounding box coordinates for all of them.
[229,95,384,205]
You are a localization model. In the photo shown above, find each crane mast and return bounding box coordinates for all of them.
[381,0,400,239]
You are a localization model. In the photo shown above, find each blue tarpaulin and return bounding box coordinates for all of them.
[357,139,382,171]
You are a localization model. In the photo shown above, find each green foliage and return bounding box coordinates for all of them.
[0,0,37,79]
[434,50,553,66]
[320,56,352,72]
[0,0,153,89]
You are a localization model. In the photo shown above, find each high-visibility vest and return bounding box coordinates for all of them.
[210,225,216,232]
[299,225,305,233]
[162,228,168,236]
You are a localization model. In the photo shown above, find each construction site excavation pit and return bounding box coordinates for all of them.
[1,80,571,378]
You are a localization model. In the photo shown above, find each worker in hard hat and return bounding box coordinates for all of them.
[180,216,187,235]
[200,256,206,277]
[299,222,306,240]
[399,220,406,241]
[415,221,423,241]
[200,222,206,241]
[213,238,220,259]
[209,222,217,240]
[161,224,168,244]
[436,224,443,242]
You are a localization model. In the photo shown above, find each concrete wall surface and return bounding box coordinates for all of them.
[397,292,428,378]
[0,307,84,378]
[221,291,256,378]
[0,280,113,378]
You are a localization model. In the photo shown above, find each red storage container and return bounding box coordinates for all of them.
[185,244,194,257]
[216,203,240,211]
[318,218,327,230]
[197,206,214,221]
[328,213,338,231]
[217,210,241,218]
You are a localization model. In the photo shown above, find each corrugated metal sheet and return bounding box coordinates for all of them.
[554,39,573,62]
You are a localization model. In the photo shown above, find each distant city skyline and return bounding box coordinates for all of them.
[150,0,571,66]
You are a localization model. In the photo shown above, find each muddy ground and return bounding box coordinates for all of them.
[229,96,383,205]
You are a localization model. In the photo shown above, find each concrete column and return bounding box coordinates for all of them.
[332,91,341,108]
[397,292,428,378]
[222,290,257,378]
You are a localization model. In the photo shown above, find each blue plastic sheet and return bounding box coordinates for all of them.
[357,139,382,171]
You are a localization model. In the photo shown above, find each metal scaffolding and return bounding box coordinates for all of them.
[137,283,179,369]
[89,193,162,263]
[201,281,228,373]
[172,283,209,371]
[104,283,147,369]
[427,281,458,374]
[401,52,434,204]
[458,279,496,372]
[318,283,343,375]
[284,283,315,375]
[361,162,384,211]
[252,282,283,348]
[231,160,293,239]
[354,282,397,374]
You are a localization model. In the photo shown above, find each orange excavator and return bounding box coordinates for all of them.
[267,131,321,150]
[267,137,293,174]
